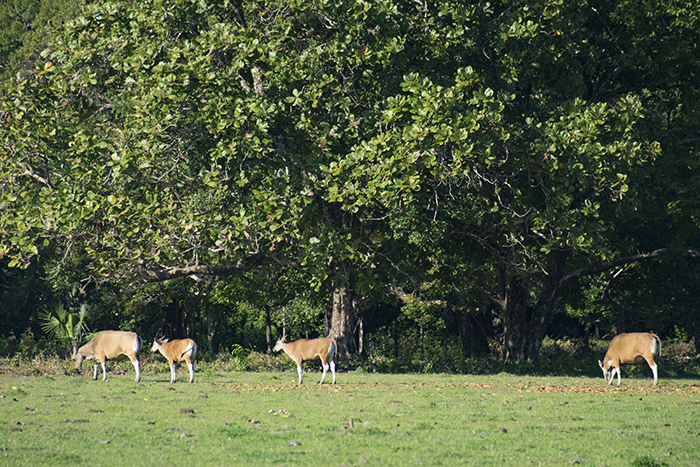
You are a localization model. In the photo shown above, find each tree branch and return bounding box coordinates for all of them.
[137,251,300,283]
[557,248,670,291]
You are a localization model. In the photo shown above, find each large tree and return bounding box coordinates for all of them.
[325,0,699,363]
[327,0,671,364]
[2,0,698,363]
[1,0,430,356]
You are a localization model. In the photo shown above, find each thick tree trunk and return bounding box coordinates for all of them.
[164,300,186,338]
[502,274,529,364]
[502,250,569,365]
[525,249,569,362]
[327,287,357,358]
[616,311,626,335]
[457,310,490,359]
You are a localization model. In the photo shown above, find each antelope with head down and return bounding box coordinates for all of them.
[598,332,661,386]
[72,330,142,382]
[151,337,198,383]
[273,335,337,385]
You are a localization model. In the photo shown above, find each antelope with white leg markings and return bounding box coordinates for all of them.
[72,330,142,382]
[598,332,661,386]
[151,337,198,383]
[273,335,336,385]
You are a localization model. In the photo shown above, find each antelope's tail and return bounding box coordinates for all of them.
[652,334,661,358]
[328,340,337,361]
[182,340,198,359]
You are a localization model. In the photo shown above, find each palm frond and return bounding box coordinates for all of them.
[39,303,89,342]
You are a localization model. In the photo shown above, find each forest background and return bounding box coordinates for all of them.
[1,0,699,378]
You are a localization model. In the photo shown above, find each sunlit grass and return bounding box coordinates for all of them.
[1,371,699,466]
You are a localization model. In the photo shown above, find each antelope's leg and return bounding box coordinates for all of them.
[650,363,658,386]
[320,363,329,385]
[132,359,141,383]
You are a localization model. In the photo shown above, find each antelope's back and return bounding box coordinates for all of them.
[96,331,141,359]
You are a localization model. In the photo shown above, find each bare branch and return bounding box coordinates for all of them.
[20,165,53,189]
[137,251,300,283]
[559,248,669,287]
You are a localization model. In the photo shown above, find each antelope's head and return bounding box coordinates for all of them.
[71,345,84,369]
[598,359,613,384]
[151,337,169,353]
[272,335,287,352]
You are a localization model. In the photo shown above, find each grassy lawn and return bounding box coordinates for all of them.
[1,369,699,466]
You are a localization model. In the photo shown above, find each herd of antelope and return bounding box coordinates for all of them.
[71,330,662,386]
[71,331,198,383]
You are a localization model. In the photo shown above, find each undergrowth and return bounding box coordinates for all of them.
[1,336,698,379]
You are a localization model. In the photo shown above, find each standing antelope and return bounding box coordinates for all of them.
[72,330,142,382]
[273,335,337,385]
[151,337,198,383]
[598,332,661,386]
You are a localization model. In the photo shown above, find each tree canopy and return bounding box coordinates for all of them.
[1,0,699,364]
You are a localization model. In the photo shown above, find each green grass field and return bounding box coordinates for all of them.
[2,369,699,466]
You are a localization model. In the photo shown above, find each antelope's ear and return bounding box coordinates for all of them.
[598,360,604,370]
[607,359,614,368]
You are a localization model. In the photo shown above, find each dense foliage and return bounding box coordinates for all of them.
[1,0,699,369]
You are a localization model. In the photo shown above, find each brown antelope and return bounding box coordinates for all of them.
[273,335,337,385]
[598,332,661,386]
[151,337,198,383]
[72,330,142,382]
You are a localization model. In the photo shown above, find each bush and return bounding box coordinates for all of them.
[538,337,600,377]
[244,351,291,372]
[362,354,395,373]
[0,353,74,376]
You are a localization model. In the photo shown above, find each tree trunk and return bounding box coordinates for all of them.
[502,273,529,365]
[419,324,424,360]
[164,300,185,338]
[457,310,490,359]
[327,286,357,358]
[206,302,217,354]
[502,249,569,365]
[265,306,272,354]
[393,321,399,360]
[358,317,364,355]
[525,249,569,363]
[616,311,626,335]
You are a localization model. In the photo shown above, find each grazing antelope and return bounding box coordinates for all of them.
[72,330,142,382]
[273,335,337,385]
[151,337,198,383]
[598,332,661,386]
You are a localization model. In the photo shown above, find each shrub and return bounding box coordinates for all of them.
[244,351,290,372]
[0,353,74,376]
